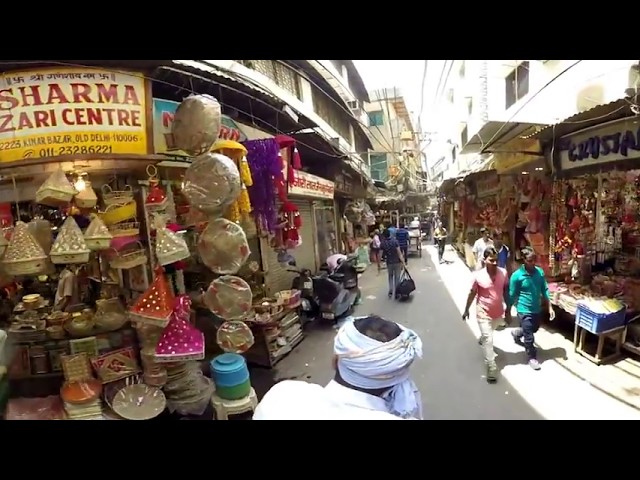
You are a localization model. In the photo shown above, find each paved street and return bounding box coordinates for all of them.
[269,243,640,420]
[275,245,542,420]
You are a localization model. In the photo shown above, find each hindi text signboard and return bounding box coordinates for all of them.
[289,170,334,199]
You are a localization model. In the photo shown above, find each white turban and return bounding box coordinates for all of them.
[333,318,423,419]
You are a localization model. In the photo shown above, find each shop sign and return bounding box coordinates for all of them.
[0,68,148,162]
[334,173,354,195]
[153,98,246,156]
[289,170,334,199]
[475,173,501,198]
[558,117,640,171]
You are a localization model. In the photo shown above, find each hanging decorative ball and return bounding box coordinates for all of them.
[171,94,222,156]
[182,153,242,215]
[197,218,250,275]
[216,320,254,354]
[204,275,253,321]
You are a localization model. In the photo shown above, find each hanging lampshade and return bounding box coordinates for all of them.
[2,221,47,276]
[182,153,241,215]
[35,169,77,207]
[128,267,175,327]
[154,216,190,266]
[0,233,8,258]
[144,165,167,209]
[27,216,53,255]
[154,295,204,363]
[74,180,98,209]
[197,218,250,275]
[50,217,91,265]
[171,94,222,156]
[84,215,113,251]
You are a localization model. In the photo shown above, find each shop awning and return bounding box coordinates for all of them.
[460,121,545,155]
[532,97,634,144]
[171,60,280,102]
[491,137,546,174]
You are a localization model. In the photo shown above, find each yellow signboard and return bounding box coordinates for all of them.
[0,68,148,163]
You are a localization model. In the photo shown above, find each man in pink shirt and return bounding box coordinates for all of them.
[462,247,511,383]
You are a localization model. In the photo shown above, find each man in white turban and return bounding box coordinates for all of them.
[253,315,423,420]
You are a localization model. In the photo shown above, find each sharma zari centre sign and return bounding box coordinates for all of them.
[0,68,148,163]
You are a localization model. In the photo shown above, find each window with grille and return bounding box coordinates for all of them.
[505,61,530,110]
[244,60,302,99]
[461,126,468,147]
[369,153,388,181]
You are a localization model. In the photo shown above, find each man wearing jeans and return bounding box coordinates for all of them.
[507,247,555,370]
[462,247,510,383]
[380,228,406,300]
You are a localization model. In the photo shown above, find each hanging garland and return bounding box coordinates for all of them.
[244,138,282,235]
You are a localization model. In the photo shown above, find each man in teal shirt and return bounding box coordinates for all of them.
[507,247,555,370]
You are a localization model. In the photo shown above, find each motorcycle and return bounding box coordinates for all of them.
[315,254,361,323]
[288,267,319,324]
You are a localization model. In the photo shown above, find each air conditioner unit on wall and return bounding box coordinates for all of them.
[347,100,360,110]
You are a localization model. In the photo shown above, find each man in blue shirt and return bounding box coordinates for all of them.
[492,230,511,274]
[507,247,555,371]
[395,224,410,264]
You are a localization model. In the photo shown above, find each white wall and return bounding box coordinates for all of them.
[430,59,640,157]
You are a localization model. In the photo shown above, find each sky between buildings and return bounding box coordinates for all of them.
[353,60,444,132]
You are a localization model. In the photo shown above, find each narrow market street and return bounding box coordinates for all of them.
[268,245,640,420]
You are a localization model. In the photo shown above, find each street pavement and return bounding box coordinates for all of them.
[275,244,542,420]
[272,242,640,419]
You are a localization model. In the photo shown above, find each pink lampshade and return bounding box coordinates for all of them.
[154,295,205,363]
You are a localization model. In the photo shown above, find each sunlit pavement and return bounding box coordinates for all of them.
[428,244,640,420]
[272,246,522,419]
[271,244,640,419]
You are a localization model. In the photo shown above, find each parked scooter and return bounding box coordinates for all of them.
[288,268,319,324]
[315,254,361,323]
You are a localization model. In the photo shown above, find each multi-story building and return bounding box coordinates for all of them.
[428,60,640,178]
[363,87,422,191]
[171,60,374,184]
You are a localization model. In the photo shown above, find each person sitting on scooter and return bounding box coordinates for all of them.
[253,315,423,420]
[326,253,347,273]
[381,228,406,299]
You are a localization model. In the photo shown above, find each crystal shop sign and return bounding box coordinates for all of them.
[557,117,640,171]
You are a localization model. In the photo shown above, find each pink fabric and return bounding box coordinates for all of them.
[472,267,507,320]
[155,294,204,362]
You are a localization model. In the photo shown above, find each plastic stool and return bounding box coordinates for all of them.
[211,387,258,420]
